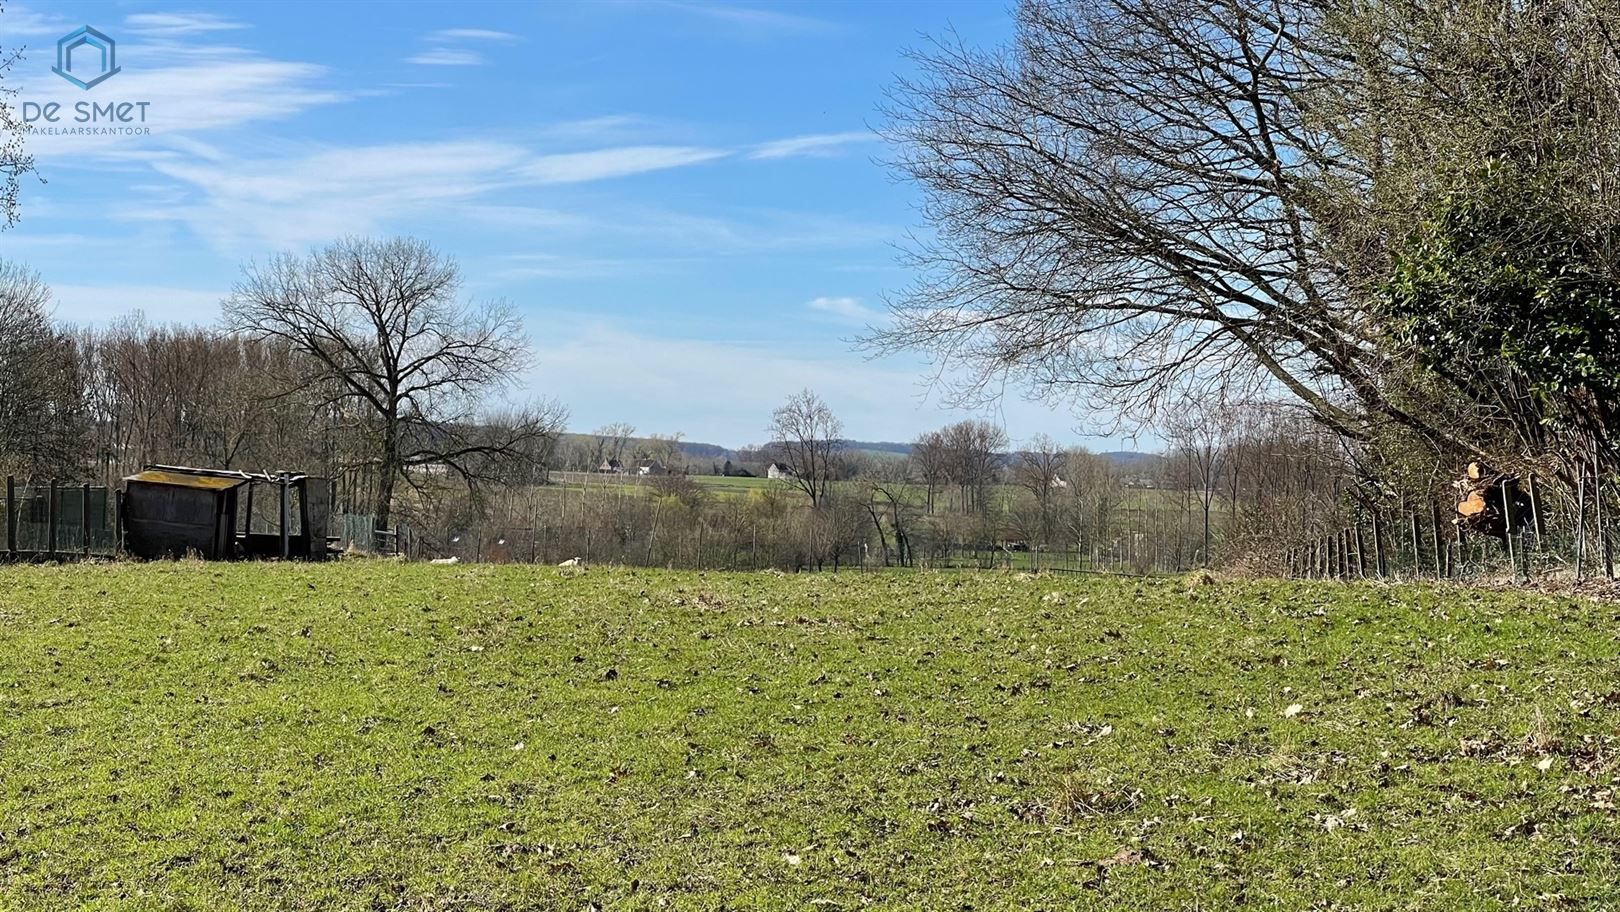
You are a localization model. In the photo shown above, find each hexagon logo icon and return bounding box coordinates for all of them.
[52,26,121,90]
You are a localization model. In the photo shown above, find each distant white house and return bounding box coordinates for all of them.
[597,458,625,474]
[767,462,795,480]
[636,459,666,477]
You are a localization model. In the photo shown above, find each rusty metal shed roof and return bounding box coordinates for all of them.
[124,469,249,491]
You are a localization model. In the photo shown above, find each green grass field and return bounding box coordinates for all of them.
[1,563,1614,909]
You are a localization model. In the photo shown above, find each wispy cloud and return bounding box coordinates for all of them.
[15,44,349,161]
[1,4,72,37]
[650,2,838,35]
[520,145,729,184]
[140,140,532,250]
[130,140,737,251]
[124,12,248,37]
[427,28,522,42]
[808,295,881,323]
[750,131,872,160]
[406,47,485,66]
[410,26,522,67]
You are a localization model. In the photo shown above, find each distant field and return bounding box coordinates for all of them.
[550,469,1205,515]
[2,564,1605,909]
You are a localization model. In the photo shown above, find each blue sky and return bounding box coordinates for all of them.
[3,1,1142,450]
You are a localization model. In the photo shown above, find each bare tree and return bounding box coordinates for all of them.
[1014,433,1067,546]
[868,0,1491,459]
[0,263,85,478]
[768,389,843,508]
[0,8,40,229]
[911,430,948,514]
[1166,398,1228,566]
[591,422,636,469]
[938,419,1008,515]
[224,237,563,545]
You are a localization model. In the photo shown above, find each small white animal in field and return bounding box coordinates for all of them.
[430,556,460,565]
[558,557,582,567]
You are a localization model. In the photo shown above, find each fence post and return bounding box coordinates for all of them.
[1406,513,1418,576]
[1500,483,1517,582]
[4,476,13,556]
[1577,466,1588,581]
[1354,522,1367,578]
[279,478,290,559]
[1528,473,1545,537]
[114,489,124,556]
[1372,512,1387,578]
[81,483,90,557]
[47,480,57,558]
[1603,473,1616,580]
[1430,502,1444,579]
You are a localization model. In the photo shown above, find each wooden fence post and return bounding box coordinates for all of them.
[1408,513,1420,577]
[4,476,13,556]
[1372,512,1387,578]
[1430,502,1444,579]
[1354,522,1368,578]
[81,483,90,557]
[47,480,57,558]
[1501,483,1517,582]
[279,478,290,559]
[1577,465,1588,581]
[1528,474,1545,537]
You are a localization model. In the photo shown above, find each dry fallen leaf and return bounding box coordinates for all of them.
[1283,703,1304,718]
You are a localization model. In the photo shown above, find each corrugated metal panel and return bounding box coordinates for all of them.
[123,470,248,491]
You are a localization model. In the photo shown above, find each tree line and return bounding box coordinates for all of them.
[867,0,1620,572]
[0,239,566,550]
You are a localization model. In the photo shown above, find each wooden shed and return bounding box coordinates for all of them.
[121,466,335,561]
[121,468,246,559]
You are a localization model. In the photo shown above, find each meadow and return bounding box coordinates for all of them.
[0,563,1614,909]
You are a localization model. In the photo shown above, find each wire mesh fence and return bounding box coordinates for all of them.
[2,479,118,558]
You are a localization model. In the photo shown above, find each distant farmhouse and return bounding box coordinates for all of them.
[597,458,625,474]
[636,459,666,477]
[767,462,795,480]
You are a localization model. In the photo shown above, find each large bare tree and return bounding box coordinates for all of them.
[868,0,1543,461]
[224,237,564,544]
[767,389,843,508]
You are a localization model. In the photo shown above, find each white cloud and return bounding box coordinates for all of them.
[407,48,485,66]
[15,50,349,161]
[141,140,533,250]
[750,131,872,160]
[124,12,248,37]
[0,4,74,37]
[651,2,837,35]
[427,28,521,42]
[520,145,729,184]
[808,295,881,323]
